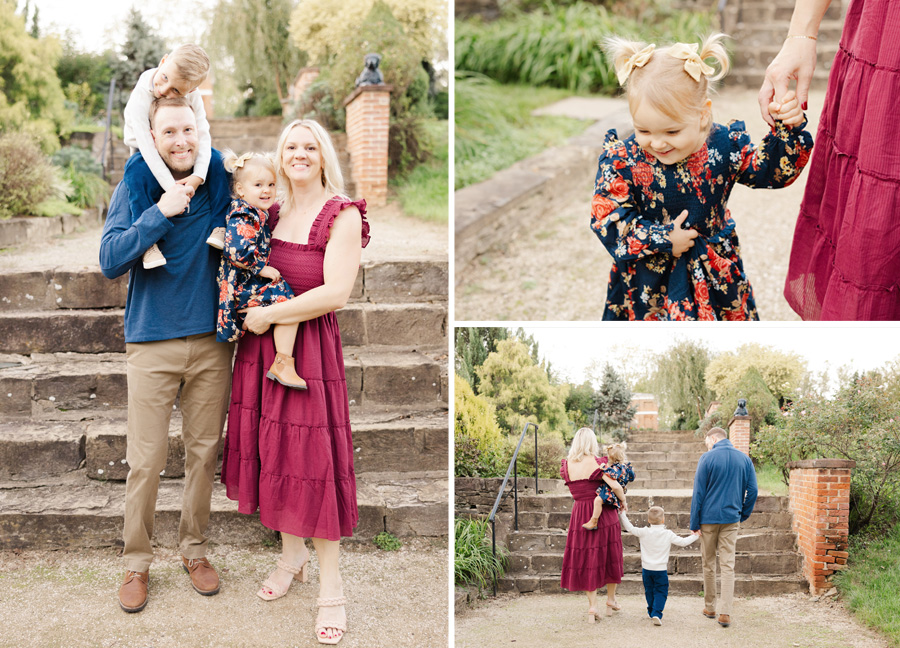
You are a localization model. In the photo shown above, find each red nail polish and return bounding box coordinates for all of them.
[802,102,808,110]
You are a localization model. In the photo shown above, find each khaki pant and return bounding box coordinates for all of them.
[700,522,739,616]
[122,333,234,572]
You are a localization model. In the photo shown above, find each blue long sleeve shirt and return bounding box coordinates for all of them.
[99,150,230,343]
[689,438,758,530]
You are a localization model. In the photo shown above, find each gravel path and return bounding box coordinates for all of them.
[455,591,889,648]
[0,539,448,648]
[456,87,826,321]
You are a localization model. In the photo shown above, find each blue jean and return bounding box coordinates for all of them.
[642,569,669,619]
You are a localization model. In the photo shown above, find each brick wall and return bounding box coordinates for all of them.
[343,85,392,207]
[787,459,854,594]
[729,415,751,456]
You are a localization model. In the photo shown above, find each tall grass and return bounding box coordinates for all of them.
[392,119,448,222]
[755,462,789,496]
[456,2,716,94]
[454,517,509,590]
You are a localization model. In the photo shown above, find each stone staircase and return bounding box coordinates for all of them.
[0,229,448,550]
[496,430,805,595]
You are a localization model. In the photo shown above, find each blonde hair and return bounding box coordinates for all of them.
[707,427,727,442]
[275,119,346,213]
[648,506,665,525]
[568,427,600,462]
[605,442,628,464]
[605,33,730,130]
[168,44,210,86]
[222,149,277,190]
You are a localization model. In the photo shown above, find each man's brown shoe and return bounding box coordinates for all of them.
[182,557,220,596]
[718,614,731,627]
[702,608,716,619]
[118,570,149,613]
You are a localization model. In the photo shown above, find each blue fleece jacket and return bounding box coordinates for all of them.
[99,149,230,343]
[689,438,758,530]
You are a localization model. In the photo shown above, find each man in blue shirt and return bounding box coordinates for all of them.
[689,427,758,628]
[100,96,233,613]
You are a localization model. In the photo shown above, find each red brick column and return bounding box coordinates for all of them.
[343,85,392,206]
[729,414,751,456]
[787,459,854,594]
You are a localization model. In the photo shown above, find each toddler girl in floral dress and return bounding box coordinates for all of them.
[583,442,634,530]
[216,151,306,390]
[591,33,814,320]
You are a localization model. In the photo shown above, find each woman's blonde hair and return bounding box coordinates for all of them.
[604,33,730,129]
[274,119,346,212]
[221,149,277,190]
[605,442,628,464]
[568,427,600,462]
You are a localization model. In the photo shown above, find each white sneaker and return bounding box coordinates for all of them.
[652,616,662,626]
[143,243,166,269]
[206,227,226,250]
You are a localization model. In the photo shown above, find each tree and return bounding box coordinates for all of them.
[0,0,71,152]
[207,0,304,116]
[565,381,595,430]
[110,9,167,117]
[454,374,504,477]
[647,338,716,430]
[593,364,637,441]
[454,327,508,392]
[56,40,115,122]
[476,338,569,436]
[706,343,807,407]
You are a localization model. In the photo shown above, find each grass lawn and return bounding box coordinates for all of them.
[455,76,592,190]
[755,462,789,496]
[835,524,900,646]
[392,119,448,222]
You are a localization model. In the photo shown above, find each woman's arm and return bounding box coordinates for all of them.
[758,0,833,126]
[241,206,363,334]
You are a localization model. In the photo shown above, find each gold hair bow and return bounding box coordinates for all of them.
[668,42,715,82]
[617,44,656,85]
[232,152,254,169]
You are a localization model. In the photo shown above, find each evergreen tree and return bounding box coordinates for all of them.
[110,9,167,116]
[454,327,508,391]
[593,364,636,441]
[29,5,38,38]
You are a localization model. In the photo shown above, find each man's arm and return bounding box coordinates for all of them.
[689,457,708,531]
[741,457,759,522]
[99,183,173,278]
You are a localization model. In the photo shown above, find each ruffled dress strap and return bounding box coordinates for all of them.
[309,197,370,250]
[560,458,569,482]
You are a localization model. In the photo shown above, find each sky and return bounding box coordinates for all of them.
[519,323,900,392]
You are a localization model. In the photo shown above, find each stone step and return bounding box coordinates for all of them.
[516,508,794,533]
[625,431,699,443]
[0,259,448,311]
[0,469,447,550]
[0,347,447,416]
[507,529,796,554]
[497,573,805,596]
[209,116,284,138]
[625,451,706,463]
[624,441,706,453]
[210,135,280,155]
[0,407,447,482]
[507,550,801,577]
[628,460,699,473]
[630,479,697,490]
[520,493,789,515]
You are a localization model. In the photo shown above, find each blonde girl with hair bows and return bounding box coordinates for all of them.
[216,150,306,390]
[591,33,814,320]
[582,442,634,530]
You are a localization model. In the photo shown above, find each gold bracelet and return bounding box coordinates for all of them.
[786,34,818,40]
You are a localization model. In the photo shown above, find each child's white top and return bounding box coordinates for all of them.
[619,511,698,571]
[123,67,212,191]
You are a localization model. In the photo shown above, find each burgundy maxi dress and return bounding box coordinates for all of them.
[559,457,625,592]
[784,0,900,320]
[221,197,369,540]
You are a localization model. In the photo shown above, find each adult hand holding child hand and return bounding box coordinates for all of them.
[258,265,282,282]
[768,90,805,126]
[669,210,699,258]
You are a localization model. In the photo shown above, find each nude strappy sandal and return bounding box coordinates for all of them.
[315,596,347,644]
[256,557,308,601]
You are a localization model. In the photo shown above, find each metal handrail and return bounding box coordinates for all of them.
[487,421,539,596]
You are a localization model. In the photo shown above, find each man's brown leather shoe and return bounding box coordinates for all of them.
[182,556,220,596]
[702,608,716,618]
[718,614,731,627]
[118,570,149,613]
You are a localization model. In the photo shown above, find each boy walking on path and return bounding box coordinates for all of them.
[689,427,758,628]
[619,507,699,625]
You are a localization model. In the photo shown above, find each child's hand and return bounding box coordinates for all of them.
[599,462,607,470]
[692,529,702,536]
[157,184,193,217]
[259,265,282,281]
[669,210,699,258]
[768,90,804,126]
[175,175,203,197]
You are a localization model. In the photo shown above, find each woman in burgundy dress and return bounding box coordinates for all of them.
[221,119,369,645]
[560,427,626,622]
[759,0,900,320]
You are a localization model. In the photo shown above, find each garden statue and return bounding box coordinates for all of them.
[355,53,384,87]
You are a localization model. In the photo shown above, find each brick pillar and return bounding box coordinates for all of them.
[342,85,392,206]
[787,459,854,595]
[729,415,751,456]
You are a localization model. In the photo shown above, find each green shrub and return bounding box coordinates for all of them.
[454,517,508,589]
[51,146,110,209]
[293,76,346,132]
[373,531,402,551]
[505,432,567,479]
[0,132,56,219]
[455,374,506,477]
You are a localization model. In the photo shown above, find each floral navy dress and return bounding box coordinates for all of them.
[216,197,294,342]
[591,120,813,320]
[596,461,635,509]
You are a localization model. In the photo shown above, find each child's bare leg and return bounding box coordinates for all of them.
[582,496,603,530]
[266,323,307,390]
